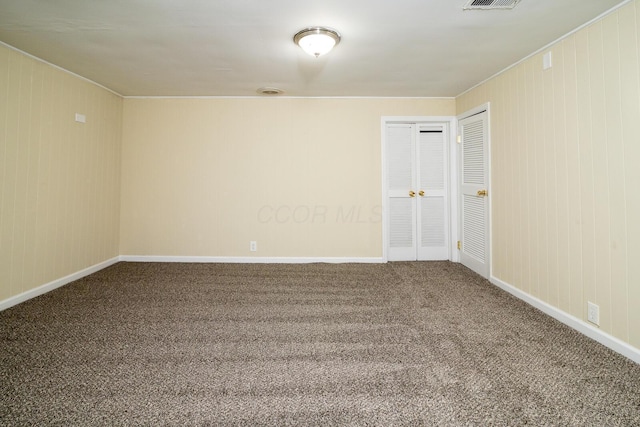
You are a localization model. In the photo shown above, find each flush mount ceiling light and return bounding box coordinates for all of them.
[294,27,341,58]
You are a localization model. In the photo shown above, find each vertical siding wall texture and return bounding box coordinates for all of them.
[0,44,123,302]
[456,0,640,349]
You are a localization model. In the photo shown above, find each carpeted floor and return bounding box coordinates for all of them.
[1,261,639,426]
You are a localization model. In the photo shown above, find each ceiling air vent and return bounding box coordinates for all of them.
[463,0,521,10]
[257,87,284,95]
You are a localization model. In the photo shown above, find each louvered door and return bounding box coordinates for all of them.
[387,124,417,261]
[459,111,489,278]
[386,123,449,261]
[417,127,448,260]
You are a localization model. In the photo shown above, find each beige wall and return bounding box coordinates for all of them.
[457,0,640,348]
[0,44,123,302]
[120,97,455,258]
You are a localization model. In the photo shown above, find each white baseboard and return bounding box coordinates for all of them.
[119,255,385,264]
[491,275,640,365]
[0,257,120,311]
[0,255,381,311]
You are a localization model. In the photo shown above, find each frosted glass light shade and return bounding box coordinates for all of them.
[294,27,341,58]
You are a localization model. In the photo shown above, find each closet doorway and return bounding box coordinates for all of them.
[382,118,456,261]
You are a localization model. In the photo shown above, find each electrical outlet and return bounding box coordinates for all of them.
[543,51,552,70]
[587,301,600,326]
[250,241,257,252]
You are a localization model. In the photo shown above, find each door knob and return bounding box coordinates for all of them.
[477,189,487,197]
[419,190,425,197]
[409,191,416,197]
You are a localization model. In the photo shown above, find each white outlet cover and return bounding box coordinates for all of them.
[75,113,86,123]
[587,301,600,326]
[543,51,552,70]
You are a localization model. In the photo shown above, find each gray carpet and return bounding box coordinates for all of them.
[1,261,639,426]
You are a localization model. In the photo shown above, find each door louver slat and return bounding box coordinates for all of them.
[463,120,484,185]
[421,197,445,247]
[390,198,414,248]
[463,194,485,261]
[387,126,413,191]
[419,131,445,190]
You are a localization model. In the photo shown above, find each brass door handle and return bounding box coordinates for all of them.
[419,190,425,197]
[477,189,487,197]
[409,191,416,197]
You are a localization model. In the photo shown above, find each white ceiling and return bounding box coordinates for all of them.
[0,0,626,97]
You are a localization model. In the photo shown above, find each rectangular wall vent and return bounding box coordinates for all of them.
[463,0,521,10]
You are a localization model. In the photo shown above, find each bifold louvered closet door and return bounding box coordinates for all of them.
[387,123,449,261]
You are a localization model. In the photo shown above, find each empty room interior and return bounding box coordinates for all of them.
[1,0,640,424]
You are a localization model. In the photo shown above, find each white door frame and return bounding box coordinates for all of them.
[381,116,458,262]
[456,103,491,278]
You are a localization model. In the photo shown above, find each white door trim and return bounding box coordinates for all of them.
[456,103,491,277]
[381,116,458,262]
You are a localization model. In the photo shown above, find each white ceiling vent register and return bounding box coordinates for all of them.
[463,0,521,10]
